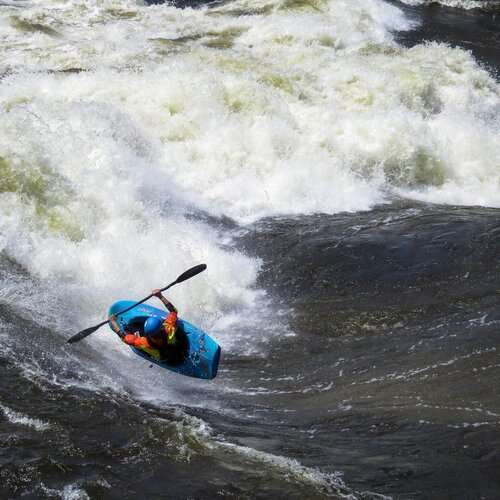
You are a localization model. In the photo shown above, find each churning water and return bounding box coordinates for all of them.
[0,0,499,498]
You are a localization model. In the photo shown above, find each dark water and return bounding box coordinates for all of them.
[389,0,500,74]
[237,203,500,498]
[1,2,500,499]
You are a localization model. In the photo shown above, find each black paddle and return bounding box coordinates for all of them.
[67,263,207,344]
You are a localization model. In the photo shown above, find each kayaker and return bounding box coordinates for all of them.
[108,290,181,362]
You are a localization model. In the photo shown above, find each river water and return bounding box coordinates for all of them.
[0,0,499,498]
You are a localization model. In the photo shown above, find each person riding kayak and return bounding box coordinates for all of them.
[108,289,179,361]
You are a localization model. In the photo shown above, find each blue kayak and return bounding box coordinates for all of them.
[108,300,221,380]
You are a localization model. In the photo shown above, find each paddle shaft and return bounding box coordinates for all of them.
[109,280,178,319]
[67,264,206,344]
[89,281,177,333]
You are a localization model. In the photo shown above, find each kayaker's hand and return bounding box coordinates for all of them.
[152,289,162,298]
[108,315,124,338]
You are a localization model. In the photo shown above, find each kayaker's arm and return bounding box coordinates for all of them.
[108,315,125,339]
[152,289,178,313]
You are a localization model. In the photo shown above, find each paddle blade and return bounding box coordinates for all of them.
[174,263,207,284]
[67,324,102,344]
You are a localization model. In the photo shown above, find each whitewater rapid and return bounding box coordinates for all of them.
[1,1,499,497]
[0,0,499,387]
[0,0,498,402]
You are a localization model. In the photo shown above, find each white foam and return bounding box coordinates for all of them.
[0,403,51,431]
[0,76,263,329]
[162,410,355,497]
[2,0,498,222]
[40,483,91,500]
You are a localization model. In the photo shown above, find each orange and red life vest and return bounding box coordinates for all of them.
[123,311,178,360]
